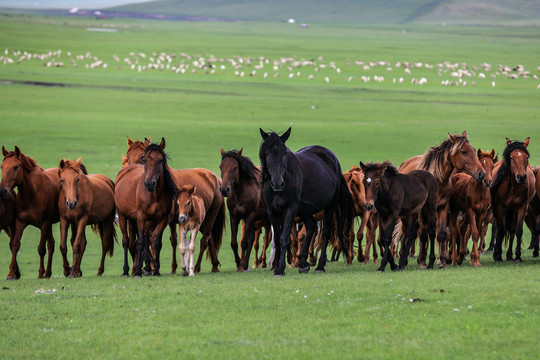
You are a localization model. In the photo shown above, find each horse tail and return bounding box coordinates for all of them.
[335,171,354,261]
[91,222,116,257]
[207,199,226,264]
[392,219,404,251]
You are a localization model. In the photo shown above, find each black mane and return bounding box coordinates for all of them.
[222,150,260,184]
[145,144,179,199]
[259,131,286,181]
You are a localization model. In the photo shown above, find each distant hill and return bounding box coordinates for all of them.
[107,0,540,25]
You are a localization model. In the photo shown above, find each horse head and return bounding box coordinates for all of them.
[177,185,196,224]
[447,131,486,183]
[141,138,166,192]
[506,137,530,184]
[126,136,151,165]
[0,146,35,198]
[259,127,291,192]
[359,161,388,211]
[219,147,243,197]
[58,157,87,210]
[477,148,497,188]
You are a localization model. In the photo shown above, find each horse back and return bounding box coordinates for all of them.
[399,155,422,173]
[87,174,116,219]
[397,170,438,213]
[115,164,143,219]
[170,168,222,211]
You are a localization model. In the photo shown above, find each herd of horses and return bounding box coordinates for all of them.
[0,129,539,280]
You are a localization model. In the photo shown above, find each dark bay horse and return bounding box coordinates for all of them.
[0,146,60,279]
[525,167,540,257]
[219,148,269,271]
[449,149,497,267]
[360,161,438,271]
[0,189,15,239]
[490,138,535,262]
[259,128,354,276]
[134,139,179,277]
[399,131,486,268]
[58,158,116,277]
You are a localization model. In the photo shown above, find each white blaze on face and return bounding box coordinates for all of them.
[517,151,522,156]
[367,177,372,183]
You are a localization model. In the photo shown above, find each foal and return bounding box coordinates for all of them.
[177,185,206,276]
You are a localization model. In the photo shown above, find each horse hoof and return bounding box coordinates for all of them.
[314,269,326,274]
[121,274,130,278]
[142,269,152,276]
[439,264,447,269]
[133,275,142,279]
[298,266,310,274]
[273,272,285,277]
[514,258,522,263]
[5,276,17,281]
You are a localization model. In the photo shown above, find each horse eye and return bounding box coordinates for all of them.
[13,165,18,171]
[461,151,468,155]
[60,179,64,183]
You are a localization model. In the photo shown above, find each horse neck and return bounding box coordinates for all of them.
[16,167,44,200]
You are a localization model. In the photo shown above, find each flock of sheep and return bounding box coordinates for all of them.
[2,47,540,88]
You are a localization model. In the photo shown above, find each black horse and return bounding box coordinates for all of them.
[360,161,438,271]
[259,128,354,276]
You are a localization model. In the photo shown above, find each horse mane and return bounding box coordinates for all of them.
[363,161,399,177]
[222,150,260,184]
[61,159,89,175]
[4,150,40,172]
[490,140,530,194]
[419,135,469,182]
[145,144,179,199]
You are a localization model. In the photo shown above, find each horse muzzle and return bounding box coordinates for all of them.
[364,203,374,211]
[482,178,492,188]
[144,180,156,192]
[0,188,10,199]
[178,214,188,224]
[515,174,527,184]
[270,181,284,192]
[473,171,486,183]
[220,186,231,197]
[66,200,78,210]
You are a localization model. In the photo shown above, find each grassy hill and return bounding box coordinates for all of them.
[107,0,540,25]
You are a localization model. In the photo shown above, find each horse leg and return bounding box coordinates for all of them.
[229,217,242,271]
[298,217,317,273]
[398,217,418,270]
[378,218,398,272]
[169,224,178,274]
[469,212,483,267]
[308,222,319,266]
[514,207,528,262]
[59,218,72,277]
[70,220,87,277]
[274,207,296,276]
[188,228,198,276]
[314,214,334,274]
[118,214,130,277]
[6,221,24,280]
[505,212,517,261]
[240,216,257,271]
[449,210,459,266]
[134,218,149,278]
[178,229,188,276]
[533,221,540,258]
[437,205,450,268]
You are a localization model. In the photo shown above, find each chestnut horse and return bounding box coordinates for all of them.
[361,161,438,271]
[399,131,486,268]
[134,139,179,277]
[449,149,497,267]
[58,158,116,277]
[176,185,206,276]
[343,165,379,264]
[0,146,60,279]
[219,148,269,271]
[259,128,354,276]
[490,138,535,262]
[116,136,180,275]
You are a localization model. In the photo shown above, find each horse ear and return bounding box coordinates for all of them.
[76,157,82,166]
[127,136,133,146]
[2,146,7,157]
[494,153,499,163]
[190,185,196,195]
[378,162,389,176]
[260,128,269,140]
[359,161,367,172]
[506,138,512,146]
[461,131,467,138]
[281,127,292,142]
[14,146,21,156]
[490,149,495,159]
[159,137,166,150]
[121,155,128,166]
[144,137,152,146]
[477,148,482,158]
[524,137,530,148]
[237,147,243,157]
[59,158,66,169]
[448,133,457,143]
[220,148,226,156]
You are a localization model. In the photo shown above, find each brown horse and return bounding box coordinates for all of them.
[116,136,179,275]
[343,165,379,264]
[399,131,486,268]
[176,185,206,276]
[449,149,497,267]
[58,158,116,277]
[134,138,179,277]
[490,138,536,262]
[525,167,540,257]
[0,146,60,279]
[219,148,269,271]
[0,190,15,239]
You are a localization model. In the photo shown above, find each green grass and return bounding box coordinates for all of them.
[0,14,540,359]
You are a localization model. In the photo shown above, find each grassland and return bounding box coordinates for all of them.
[0,13,540,359]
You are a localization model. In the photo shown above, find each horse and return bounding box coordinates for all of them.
[116,136,181,276]
[360,161,438,271]
[176,185,206,276]
[219,148,269,271]
[343,165,379,264]
[399,131,486,268]
[134,138,179,277]
[448,149,497,267]
[57,158,116,277]
[525,167,540,257]
[0,146,60,279]
[259,127,354,276]
[0,189,15,239]
[490,138,536,262]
